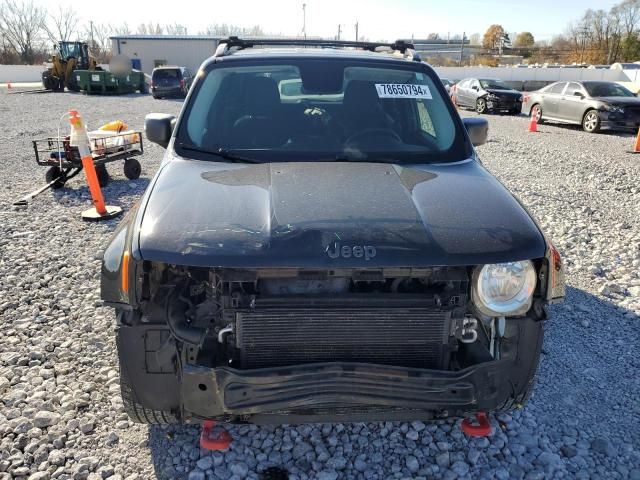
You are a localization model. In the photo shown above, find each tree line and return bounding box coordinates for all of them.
[0,0,265,65]
[475,0,640,65]
[1,0,639,66]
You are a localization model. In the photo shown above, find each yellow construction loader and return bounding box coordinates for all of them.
[42,41,99,92]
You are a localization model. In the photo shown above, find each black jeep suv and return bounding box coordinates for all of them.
[101,37,564,425]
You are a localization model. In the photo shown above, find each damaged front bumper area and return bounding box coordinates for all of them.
[181,357,525,424]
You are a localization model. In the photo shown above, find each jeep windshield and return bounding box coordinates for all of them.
[175,58,471,163]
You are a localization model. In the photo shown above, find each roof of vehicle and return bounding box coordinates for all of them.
[152,65,185,70]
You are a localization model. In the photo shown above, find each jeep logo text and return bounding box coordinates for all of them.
[326,242,377,260]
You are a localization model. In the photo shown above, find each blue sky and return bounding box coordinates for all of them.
[43,0,621,42]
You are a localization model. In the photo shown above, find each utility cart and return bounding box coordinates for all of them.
[14,131,144,206]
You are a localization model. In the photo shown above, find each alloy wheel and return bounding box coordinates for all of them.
[583,111,600,133]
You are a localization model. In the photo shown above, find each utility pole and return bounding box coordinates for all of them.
[578,26,589,64]
[355,21,359,42]
[302,3,307,40]
[459,31,465,66]
[90,21,94,48]
[337,24,342,41]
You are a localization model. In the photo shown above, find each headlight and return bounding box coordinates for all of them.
[486,93,499,100]
[472,261,537,316]
[603,105,624,114]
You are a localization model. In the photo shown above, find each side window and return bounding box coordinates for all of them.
[472,80,480,90]
[548,82,566,94]
[564,82,582,96]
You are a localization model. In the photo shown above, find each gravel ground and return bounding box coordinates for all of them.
[0,89,639,480]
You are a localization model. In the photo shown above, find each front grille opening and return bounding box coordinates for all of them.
[144,265,471,371]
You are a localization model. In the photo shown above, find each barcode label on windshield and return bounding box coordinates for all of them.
[375,83,432,99]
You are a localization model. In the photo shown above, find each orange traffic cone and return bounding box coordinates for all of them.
[633,127,640,153]
[528,111,538,133]
[68,110,122,221]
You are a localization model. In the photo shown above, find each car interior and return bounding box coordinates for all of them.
[184,65,457,156]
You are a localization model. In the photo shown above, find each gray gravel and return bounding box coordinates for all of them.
[0,89,639,479]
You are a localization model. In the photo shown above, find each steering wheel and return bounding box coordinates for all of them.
[345,128,402,146]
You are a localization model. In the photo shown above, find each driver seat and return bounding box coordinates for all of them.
[227,76,288,148]
[341,80,393,138]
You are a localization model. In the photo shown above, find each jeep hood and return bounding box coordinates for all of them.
[136,158,546,268]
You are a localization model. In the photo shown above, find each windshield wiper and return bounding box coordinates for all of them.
[179,144,261,163]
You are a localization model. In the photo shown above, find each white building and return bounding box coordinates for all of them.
[110,35,222,75]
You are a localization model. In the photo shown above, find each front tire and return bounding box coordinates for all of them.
[45,166,66,189]
[95,165,110,187]
[117,312,180,425]
[120,353,179,425]
[531,104,543,124]
[123,158,141,180]
[582,109,601,133]
[476,98,488,114]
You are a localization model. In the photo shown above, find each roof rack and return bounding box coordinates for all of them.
[214,36,420,61]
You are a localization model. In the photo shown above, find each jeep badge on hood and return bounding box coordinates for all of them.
[326,242,377,260]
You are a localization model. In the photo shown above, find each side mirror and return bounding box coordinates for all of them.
[472,85,479,91]
[145,113,176,149]
[573,91,584,98]
[462,117,489,147]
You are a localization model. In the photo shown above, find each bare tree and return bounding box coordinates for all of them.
[44,4,79,43]
[617,0,640,37]
[112,23,131,36]
[201,23,264,36]
[83,22,112,62]
[614,0,640,60]
[0,0,47,63]
[165,23,187,35]
[137,23,164,35]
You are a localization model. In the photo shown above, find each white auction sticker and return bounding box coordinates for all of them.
[375,83,432,99]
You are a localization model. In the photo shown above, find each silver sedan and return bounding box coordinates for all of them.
[522,81,640,133]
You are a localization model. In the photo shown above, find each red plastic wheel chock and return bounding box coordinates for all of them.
[200,420,232,451]
[461,412,493,437]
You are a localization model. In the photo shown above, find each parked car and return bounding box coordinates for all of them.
[524,80,640,133]
[150,66,194,99]
[102,37,564,426]
[454,78,523,114]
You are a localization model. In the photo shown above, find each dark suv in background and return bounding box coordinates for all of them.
[151,66,194,99]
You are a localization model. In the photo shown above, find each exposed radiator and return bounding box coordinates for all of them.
[236,307,450,369]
